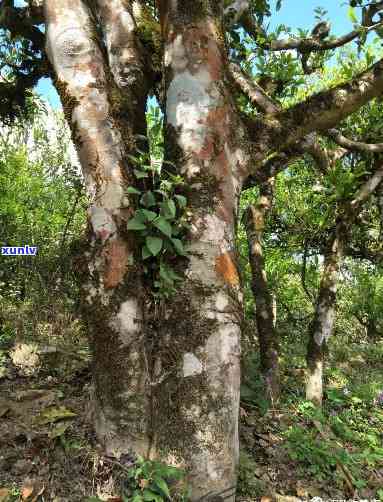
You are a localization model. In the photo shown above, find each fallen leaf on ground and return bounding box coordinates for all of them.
[0,405,10,418]
[21,484,34,500]
[0,488,10,502]
[21,480,44,501]
[296,482,309,497]
[48,421,70,439]
[35,406,76,425]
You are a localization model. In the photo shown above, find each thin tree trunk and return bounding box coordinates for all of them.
[306,225,343,405]
[306,164,383,405]
[243,180,280,404]
[377,181,383,241]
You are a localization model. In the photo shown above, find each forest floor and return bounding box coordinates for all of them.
[0,337,382,502]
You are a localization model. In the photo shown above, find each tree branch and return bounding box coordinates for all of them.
[239,4,383,53]
[351,164,383,209]
[327,128,383,153]
[272,58,383,150]
[224,0,249,26]
[228,62,279,115]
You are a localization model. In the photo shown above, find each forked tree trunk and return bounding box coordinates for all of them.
[45,0,251,499]
[306,226,344,405]
[243,180,280,404]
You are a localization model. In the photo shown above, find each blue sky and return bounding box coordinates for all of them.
[35,0,354,109]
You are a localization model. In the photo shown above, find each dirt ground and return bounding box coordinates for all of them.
[0,345,381,502]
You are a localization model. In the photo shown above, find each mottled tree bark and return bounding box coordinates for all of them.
[41,0,383,496]
[378,181,383,241]
[306,164,383,405]
[306,225,343,405]
[244,180,280,404]
[149,3,252,498]
[45,0,152,457]
[45,0,251,498]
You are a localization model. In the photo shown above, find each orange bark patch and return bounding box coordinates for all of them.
[103,239,129,289]
[206,106,229,140]
[205,38,223,81]
[215,252,240,286]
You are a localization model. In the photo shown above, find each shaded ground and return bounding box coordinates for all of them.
[0,339,382,501]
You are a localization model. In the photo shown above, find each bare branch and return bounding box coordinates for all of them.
[240,6,383,53]
[326,128,383,153]
[301,240,315,304]
[228,62,279,115]
[299,134,330,174]
[351,164,383,209]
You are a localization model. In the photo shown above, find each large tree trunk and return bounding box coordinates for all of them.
[45,0,250,498]
[243,180,280,404]
[45,0,153,457]
[151,3,251,498]
[306,225,343,405]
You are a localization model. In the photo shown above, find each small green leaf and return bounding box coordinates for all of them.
[175,194,187,207]
[141,191,156,207]
[126,186,141,195]
[159,264,174,284]
[127,216,147,231]
[171,238,186,256]
[137,209,157,222]
[142,490,162,502]
[142,245,152,260]
[153,216,172,237]
[348,6,358,24]
[153,476,171,498]
[161,199,176,219]
[146,236,163,256]
[127,154,140,165]
[134,169,149,179]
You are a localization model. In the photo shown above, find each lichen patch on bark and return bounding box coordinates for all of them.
[183,352,203,377]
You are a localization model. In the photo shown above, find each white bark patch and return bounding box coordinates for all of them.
[306,360,323,403]
[89,206,117,240]
[165,34,187,72]
[101,0,137,87]
[167,69,217,157]
[113,299,141,344]
[215,292,229,311]
[206,324,241,372]
[183,352,203,377]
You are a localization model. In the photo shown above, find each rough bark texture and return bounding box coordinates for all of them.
[378,182,383,241]
[244,180,280,404]
[306,226,343,405]
[45,0,152,457]
[306,164,383,405]
[151,3,249,498]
